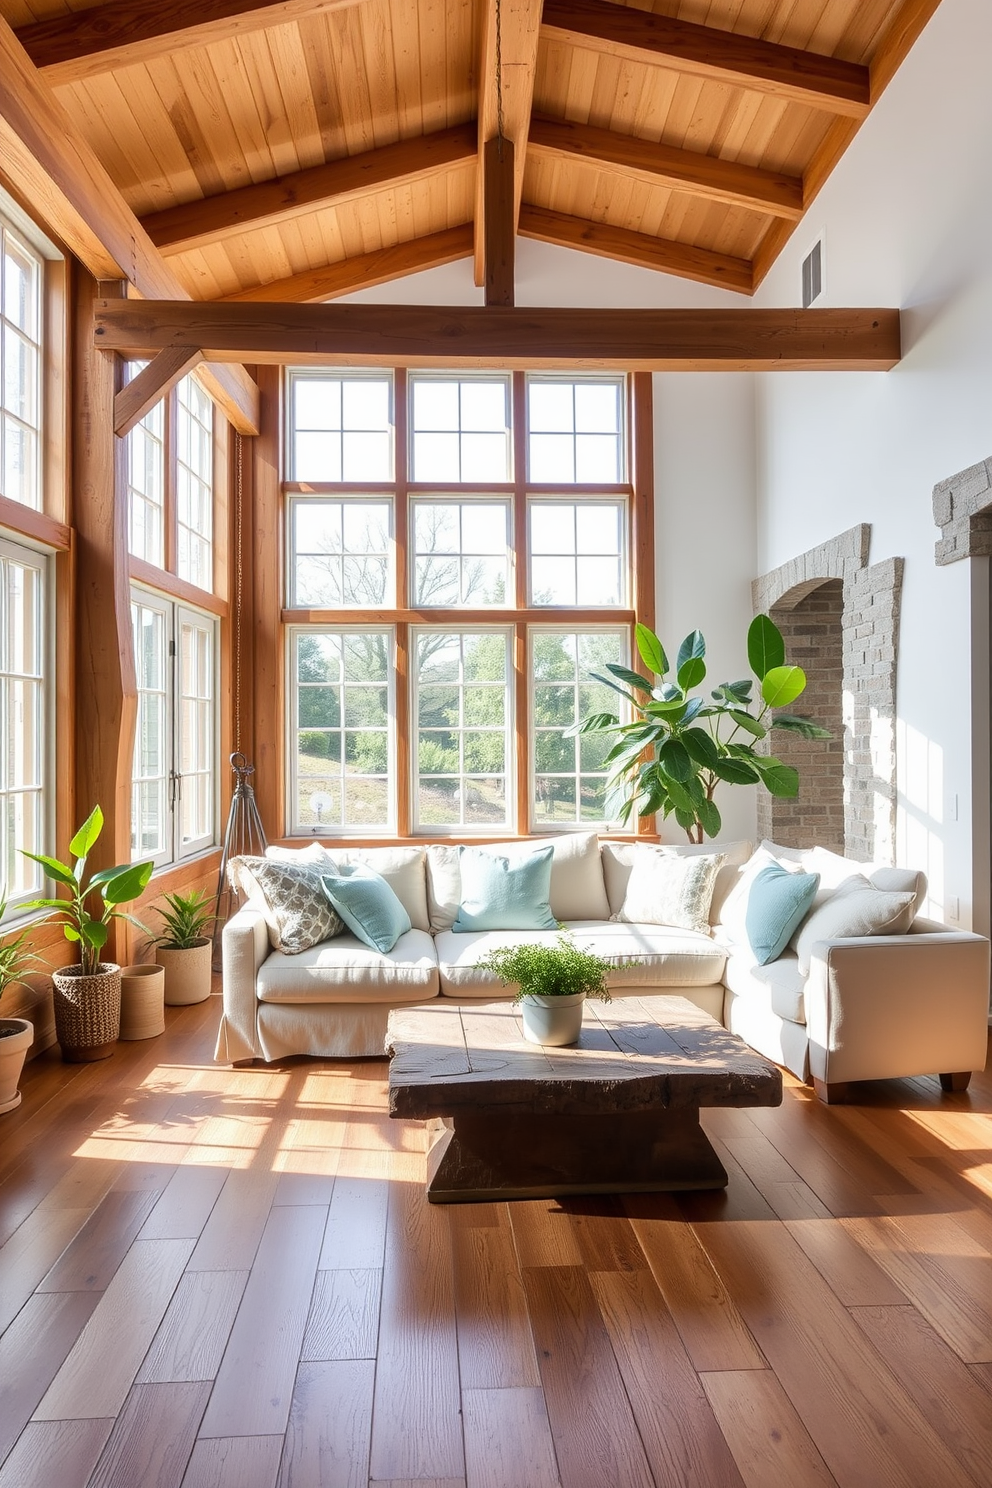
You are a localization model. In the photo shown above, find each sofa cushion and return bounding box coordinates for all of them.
[723,947,808,1025]
[793,885,917,975]
[434,920,726,997]
[228,856,345,953]
[331,845,430,932]
[451,845,558,932]
[427,831,609,930]
[618,846,726,933]
[603,839,751,922]
[256,928,438,1003]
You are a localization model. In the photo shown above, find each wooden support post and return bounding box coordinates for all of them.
[250,366,283,838]
[484,136,515,308]
[72,272,136,958]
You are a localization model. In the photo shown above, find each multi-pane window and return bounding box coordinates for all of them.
[0,538,46,910]
[177,375,213,589]
[127,368,165,567]
[131,592,217,866]
[126,371,215,593]
[284,369,645,837]
[291,630,391,834]
[1,221,42,510]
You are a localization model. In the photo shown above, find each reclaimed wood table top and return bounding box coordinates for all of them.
[386,995,782,1119]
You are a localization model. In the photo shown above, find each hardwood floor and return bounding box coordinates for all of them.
[1,991,991,1488]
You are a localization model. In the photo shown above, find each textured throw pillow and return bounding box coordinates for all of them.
[228,856,345,954]
[793,886,916,975]
[619,850,726,933]
[321,864,412,954]
[745,864,820,966]
[451,846,558,933]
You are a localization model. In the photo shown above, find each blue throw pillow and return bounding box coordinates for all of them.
[321,865,411,954]
[451,846,558,933]
[745,864,820,966]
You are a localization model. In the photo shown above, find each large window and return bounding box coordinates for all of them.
[1,218,42,511]
[284,368,649,837]
[126,372,215,591]
[131,592,218,866]
[0,537,47,909]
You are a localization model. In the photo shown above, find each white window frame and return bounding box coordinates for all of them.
[525,372,627,485]
[0,534,51,919]
[526,494,629,608]
[408,371,512,484]
[176,373,214,590]
[130,587,219,868]
[286,494,394,610]
[0,213,44,513]
[286,368,395,484]
[408,495,511,608]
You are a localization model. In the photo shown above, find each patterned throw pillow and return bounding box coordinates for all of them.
[228,856,345,954]
[619,850,726,933]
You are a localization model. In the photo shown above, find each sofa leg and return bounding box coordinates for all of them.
[939,1071,971,1092]
[812,1077,852,1104]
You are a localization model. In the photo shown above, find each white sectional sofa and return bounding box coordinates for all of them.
[217,833,990,1101]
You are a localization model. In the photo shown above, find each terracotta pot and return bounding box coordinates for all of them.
[156,939,212,1005]
[119,964,166,1039]
[0,1018,34,1114]
[520,991,585,1047]
[51,963,121,1062]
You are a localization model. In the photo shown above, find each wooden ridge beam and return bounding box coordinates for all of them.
[484,138,515,306]
[93,299,902,372]
[0,14,258,434]
[114,346,202,436]
[528,115,803,222]
[474,0,542,287]
[519,203,754,295]
[541,0,870,118]
[17,0,368,86]
[143,124,476,255]
[218,224,474,303]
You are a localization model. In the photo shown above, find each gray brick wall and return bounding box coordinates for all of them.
[932,456,992,563]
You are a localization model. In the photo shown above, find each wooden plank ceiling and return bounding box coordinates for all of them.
[1,0,943,301]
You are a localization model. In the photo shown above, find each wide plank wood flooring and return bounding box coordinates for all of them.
[1,989,991,1488]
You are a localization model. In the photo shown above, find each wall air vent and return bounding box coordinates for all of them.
[802,239,823,309]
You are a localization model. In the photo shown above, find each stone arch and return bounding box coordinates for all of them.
[752,525,903,863]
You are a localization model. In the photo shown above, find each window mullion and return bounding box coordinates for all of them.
[395,621,411,837]
[164,390,178,577]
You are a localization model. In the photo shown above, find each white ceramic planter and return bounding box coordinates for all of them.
[119,964,166,1039]
[156,939,212,1005]
[0,1018,33,1114]
[520,992,585,1047]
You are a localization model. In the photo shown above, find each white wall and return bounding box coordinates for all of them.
[753,0,992,927]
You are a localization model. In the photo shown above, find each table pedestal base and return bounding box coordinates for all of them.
[425,1107,727,1203]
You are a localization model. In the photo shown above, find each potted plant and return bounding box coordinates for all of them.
[22,806,154,1062]
[150,889,215,1005]
[477,933,614,1047]
[0,896,39,1113]
[570,613,830,842]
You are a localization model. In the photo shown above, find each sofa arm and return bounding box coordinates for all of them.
[804,928,990,1088]
[215,906,270,1063]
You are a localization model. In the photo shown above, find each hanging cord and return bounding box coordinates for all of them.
[233,431,244,756]
[495,0,505,161]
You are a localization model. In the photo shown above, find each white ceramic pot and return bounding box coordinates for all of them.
[520,991,585,1047]
[156,939,213,1005]
[0,1018,33,1114]
[119,964,166,1039]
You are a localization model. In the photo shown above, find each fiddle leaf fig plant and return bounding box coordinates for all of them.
[568,613,830,844]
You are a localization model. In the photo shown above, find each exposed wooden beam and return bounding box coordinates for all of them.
[92,299,902,372]
[541,0,870,118]
[519,204,754,295]
[218,225,474,303]
[0,14,259,434]
[484,138,515,307]
[18,0,368,86]
[114,346,202,437]
[528,115,803,222]
[752,0,944,288]
[474,0,542,287]
[143,124,476,255]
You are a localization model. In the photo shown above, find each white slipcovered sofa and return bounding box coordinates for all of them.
[217,833,990,1102]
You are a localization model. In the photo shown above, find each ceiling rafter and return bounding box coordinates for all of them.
[217,225,474,302]
[474,0,542,288]
[143,124,477,256]
[528,115,804,222]
[16,0,369,86]
[541,0,870,117]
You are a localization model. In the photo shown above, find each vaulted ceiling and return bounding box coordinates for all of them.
[1,0,942,303]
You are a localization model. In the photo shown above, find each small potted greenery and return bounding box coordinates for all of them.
[21,806,154,1062]
[150,890,216,1005]
[0,896,39,1113]
[477,933,614,1047]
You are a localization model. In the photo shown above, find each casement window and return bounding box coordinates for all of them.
[0,536,48,911]
[284,368,651,837]
[126,371,215,591]
[0,217,43,512]
[131,591,218,867]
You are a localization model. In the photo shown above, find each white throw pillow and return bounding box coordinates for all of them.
[601,839,751,922]
[793,886,916,975]
[619,850,725,934]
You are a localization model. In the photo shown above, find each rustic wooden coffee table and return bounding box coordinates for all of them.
[386,995,782,1203]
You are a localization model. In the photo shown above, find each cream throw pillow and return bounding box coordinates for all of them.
[620,850,725,933]
[793,884,916,975]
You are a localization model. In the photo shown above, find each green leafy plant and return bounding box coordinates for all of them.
[0,894,41,1007]
[21,806,154,976]
[569,613,830,844]
[478,934,613,1003]
[148,889,216,950]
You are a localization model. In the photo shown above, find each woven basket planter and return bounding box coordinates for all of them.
[156,939,212,1005]
[119,964,166,1040]
[51,963,121,1062]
